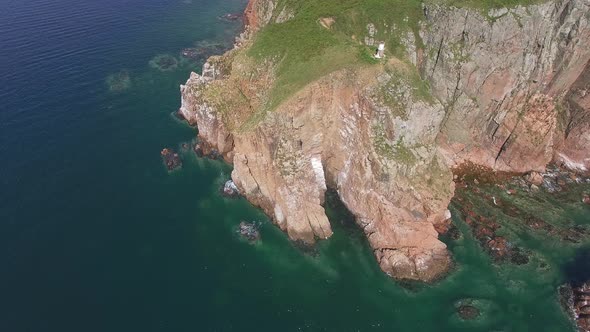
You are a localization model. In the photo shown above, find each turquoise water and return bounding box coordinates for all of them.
[1,0,590,331]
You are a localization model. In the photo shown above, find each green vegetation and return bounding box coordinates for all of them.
[244,0,549,115]
[372,124,417,164]
[428,0,548,11]
[376,63,434,119]
[149,54,179,72]
[248,0,428,112]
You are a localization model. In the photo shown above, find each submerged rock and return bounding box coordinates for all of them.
[174,109,187,121]
[453,298,494,322]
[238,221,260,242]
[510,247,530,265]
[207,149,221,160]
[218,13,242,21]
[191,141,223,160]
[180,42,227,63]
[149,54,178,71]
[457,305,480,320]
[161,148,182,171]
[106,70,131,92]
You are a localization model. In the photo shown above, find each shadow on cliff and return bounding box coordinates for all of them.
[323,189,431,291]
[324,189,373,244]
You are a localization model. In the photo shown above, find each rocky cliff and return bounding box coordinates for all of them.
[420,0,590,173]
[179,0,590,282]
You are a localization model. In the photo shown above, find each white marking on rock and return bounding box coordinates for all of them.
[311,156,327,190]
[557,153,587,171]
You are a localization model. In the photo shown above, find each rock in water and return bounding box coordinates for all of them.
[180,42,227,64]
[193,143,204,157]
[238,221,260,242]
[149,54,178,72]
[106,70,131,92]
[161,148,182,171]
[221,180,239,198]
[457,305,480,320]
[561,282,590,332]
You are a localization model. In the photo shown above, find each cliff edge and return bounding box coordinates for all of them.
[179,0,590,282]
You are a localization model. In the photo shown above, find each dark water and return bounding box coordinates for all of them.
[1,0,590,331]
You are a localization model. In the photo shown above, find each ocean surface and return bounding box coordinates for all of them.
[1,0,590,331]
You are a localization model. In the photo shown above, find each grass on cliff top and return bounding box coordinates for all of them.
[247,0,426,113]
[246,0,549,116]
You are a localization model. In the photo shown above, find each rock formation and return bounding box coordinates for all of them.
[561,281,590,332]
[179,0,590,281]
[419,0,590,173]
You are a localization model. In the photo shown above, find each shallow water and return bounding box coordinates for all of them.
[1,0,590,331]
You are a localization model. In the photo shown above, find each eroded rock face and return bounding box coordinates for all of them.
[179,0,590,282]
[420,0,590,172]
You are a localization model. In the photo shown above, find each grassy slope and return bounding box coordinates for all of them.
[245,0,549,113]
[247,0,425,111]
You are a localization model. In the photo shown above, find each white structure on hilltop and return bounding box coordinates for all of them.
[374,42,385,59]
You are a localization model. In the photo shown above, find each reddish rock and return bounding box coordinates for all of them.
[161,148,182,171]
[433,216,452,235]
[527,172,544,186]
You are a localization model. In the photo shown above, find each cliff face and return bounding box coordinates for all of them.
[180,0,590,281]
[230,66,454,281]
[418,0,590,173]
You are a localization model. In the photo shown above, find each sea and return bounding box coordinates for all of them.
[1,0,589,331]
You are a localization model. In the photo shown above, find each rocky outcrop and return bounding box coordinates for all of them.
[244,0,293,31]
[420,0,590,172]
[179,67,234,161]
[231,67,454,280]
[179,0,590,282]
[181,57,453,280]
